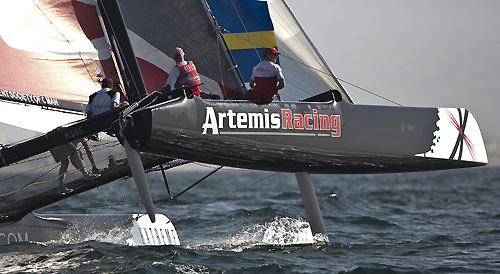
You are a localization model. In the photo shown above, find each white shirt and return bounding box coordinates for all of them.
[164,61,188,88]
[85,88,120,116]
[251,60,284,80]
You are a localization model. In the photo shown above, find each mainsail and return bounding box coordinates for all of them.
[0,0,120,105]
[110,0,247,99]
[0,0,176,221]
[0,0,121,145]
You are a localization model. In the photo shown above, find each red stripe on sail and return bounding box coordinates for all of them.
[0,0,121,103]
[72,0,105,41]
[136,58,169,94]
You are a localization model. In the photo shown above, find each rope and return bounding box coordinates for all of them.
[0,152,126,198]
[218,29,402,106]
[157,171,281,217]
[215,24,226,94]
[39,169,281,219]
[335,78,402,106]
[228,0,262,62]
[0,164,59,198]
[172,166,223,200]
[129,97,158,116]
[133,165,224,220]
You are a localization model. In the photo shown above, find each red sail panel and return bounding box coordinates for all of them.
[0,0,119,103]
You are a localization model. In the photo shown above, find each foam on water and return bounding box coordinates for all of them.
[48,224,131,246]
[0,248,94,273]
[261,216,320,245]
[169,263,210,274]
[188,216,327,252]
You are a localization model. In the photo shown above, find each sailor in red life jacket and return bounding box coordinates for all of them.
[162,47,202,97]
[249,47,285,102]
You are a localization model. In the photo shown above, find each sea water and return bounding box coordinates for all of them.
[0,165,499,273]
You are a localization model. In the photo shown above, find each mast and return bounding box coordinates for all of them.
[96,0,148,103]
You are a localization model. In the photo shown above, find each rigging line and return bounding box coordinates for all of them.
[8,153,53,167]
[133,165,226,221]
[278,53,403,106]
[0,161,56,183]
[40,201,142,212]
[30,0,97,86]
[216,24,225,92]
[99,5,142,99]
[158,171,280,216]
[132,165,225,219]
[128,97,158,116]
[0,152,125,198]
[5,139,120,168]
[172,165,224,201]
[0,164,59,198]
[336,78,403,106]
[228,0,262,62]
[218,29,402,106]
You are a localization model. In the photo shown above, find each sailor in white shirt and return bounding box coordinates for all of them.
[85,77,120,118]
[249,47,285,101]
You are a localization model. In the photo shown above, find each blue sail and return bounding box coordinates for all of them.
[207,0,277,83]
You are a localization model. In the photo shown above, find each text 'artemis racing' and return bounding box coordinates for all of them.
[202,107,341,137]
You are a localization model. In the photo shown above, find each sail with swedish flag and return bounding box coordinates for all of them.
[207,0,352,102]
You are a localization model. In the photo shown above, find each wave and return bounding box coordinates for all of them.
[348,216,399,228]
[184,216,328,252]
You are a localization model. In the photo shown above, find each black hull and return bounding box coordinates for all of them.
[124,94,487,174]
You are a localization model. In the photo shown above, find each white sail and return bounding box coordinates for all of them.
[267,0,352,102]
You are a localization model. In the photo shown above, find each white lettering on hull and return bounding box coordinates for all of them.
[202,107,341,137]
[0,232,29,244]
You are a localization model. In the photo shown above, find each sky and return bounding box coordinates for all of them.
[286,0,500,143]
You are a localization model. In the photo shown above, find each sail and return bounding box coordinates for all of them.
[206,0,276,84]
[0,1,154,221]
[0,0,120,105]
[267,0,352,102]
[0,0,126,145]
[206,0,352,102]
[110,0,246,99]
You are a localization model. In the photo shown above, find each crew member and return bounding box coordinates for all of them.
[85,77,120,172]
[85,77,120,118]
[49,140,98,194]
[249,47,285,102]
[162,47,202,97]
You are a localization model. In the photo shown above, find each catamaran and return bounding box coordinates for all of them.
[0,0,487,245]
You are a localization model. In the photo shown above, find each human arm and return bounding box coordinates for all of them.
[276,78,285,91]
[111,92,120,108]
[164,66,180,91]
[275,64,285,92]
[85,102,92,118]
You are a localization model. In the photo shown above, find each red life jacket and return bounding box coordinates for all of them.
[253,75,278,101]
[174,61,201,96]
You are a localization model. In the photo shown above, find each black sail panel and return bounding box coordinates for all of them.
[116,0,246,99]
